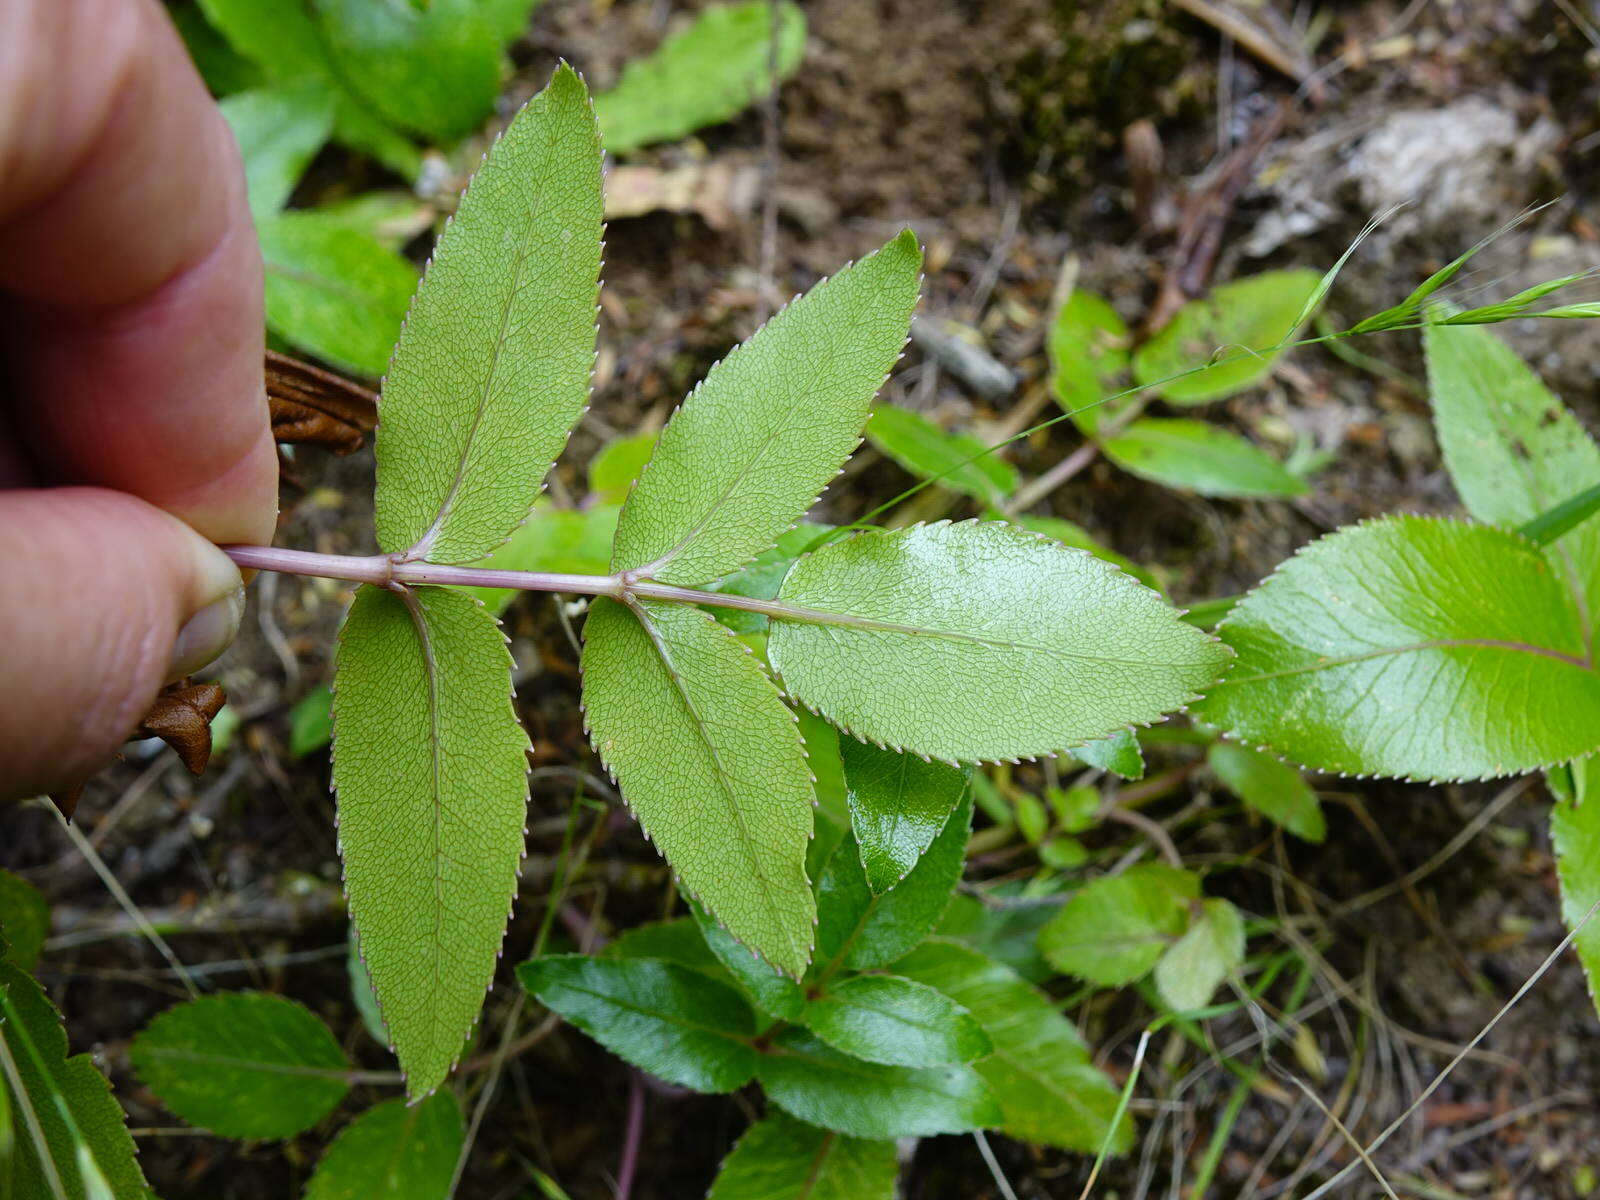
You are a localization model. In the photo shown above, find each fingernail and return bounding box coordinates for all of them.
[166,585,246,682]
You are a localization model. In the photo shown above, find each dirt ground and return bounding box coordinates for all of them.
[9,0,1600,1195]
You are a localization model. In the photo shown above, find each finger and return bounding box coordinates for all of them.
[0,487,246,800]
[0,0,277,547]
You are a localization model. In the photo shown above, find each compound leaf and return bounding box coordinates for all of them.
[0,963,148,1198]
[1038,865,1198,986]
[800,974,990,1067]
[769,522,1231,762]
[1552,756,1600,1017]
[1102,419,1307,499]
[313,0,503,143]
[707,1110,896,1200]
[893,939,1131,1153]
[129,991,348,1138]
[865,404,1016,505]
[333,585,530,1098]
[1424,323,1600,635]
[612,231,920,586]
[755,1029,999,1139]
[375,65,603,564]
[815,792,972,972]
[306,1092,462,1200]
[1208,742,1325,842]
[458,502,619,614]
[259,211,418,378]
[0,869,48,972]
[1132,269,1321,404]
[595,1,806,154]
[581,598,815,977]
[519,955,757,1093]
[1153,898,1245,1013]
[1195,516,1600,780]
[842,739,969,894]
[219,81,336,218]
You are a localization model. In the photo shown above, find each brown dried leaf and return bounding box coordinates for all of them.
[266,350,378,454]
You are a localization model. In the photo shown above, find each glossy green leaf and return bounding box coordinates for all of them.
[375,65,603,564]
[613,231,920,586]
[1196,516,1600,780]
[129,992,348,1138]
[756,1029,999,1138]
[865,404,1016,504]
[1013,514,1159,590]
[1050,290,1132,429]
[1551,756,1600,1017]
[0,964,148,1199]
[815,793,971,972]
[458,503,620,614]
[306,1092,462,1200]
[606,918,726,974]
[1103,419,1308,499]
[333,585,530,1097]
[1132,270,1321,404]
[313,0,502,143]
[0,869,48,972]
[220,82,336,217]
[842,739,969,894]
[770,521,1231,761]
[893,940,1132,1152]
[1153,898,1245,1012]
[693,904,805,1021]
[1208,742,1324,842]
[595,1,806,154]
[1038,864,1198,986]
[1425,323,1600,634]
[707,1111,896,1200]
[589,432,659,506]
[289,684,334,758]
[259,211,418,378]
[801,974,990,1067]
[1067,729,1145,780]
[705,523,835,636]
[581,598,815,977]
[519,955,757,1093]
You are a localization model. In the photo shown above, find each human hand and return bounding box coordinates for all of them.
[0,0,278,799]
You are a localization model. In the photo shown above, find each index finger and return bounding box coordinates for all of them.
[0,0,277,546]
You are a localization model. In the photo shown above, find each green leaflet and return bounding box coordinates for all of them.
[865,404,1017,505]
[707,1111,896,1200]
[519,955,758,1093]
[0,869,48,972]
[312,0,503,143]
[581,599,816,977]
[306,1093,463,1200]
[259,211,418,378]
[756,1029,999,1139]
[1038,865,1198,986]
[893,940,1132,1153]
[1552,756,1600,1017]
[589,432,659,506]
[800,974,991,1067]
[595,2,807,154]
[1195,516,1600,781]
[1132,269,1322,404]
[607,918,727,976]
[1067,729,1145,780]
[313,190,436,250]
[612,232,921,586]
[769,522,1231,762]
[842,739,969,894]
[693,903,806,1021]
[375,65,603,564]
[129,991,348,1138]
[333,585,530,1097]
[1424,323,1600,641]
[1208,742,1325,842]
[458,503,620,614]
[1102,419,1308,499]
[815,793,972,972]
[1049,290,1131,434]
[289,684,334,758]
[219,82,336,218]
[1153,898,1245,1013]
[0,964,148,1199]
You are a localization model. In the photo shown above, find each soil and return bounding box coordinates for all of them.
[9,0,1600,1196]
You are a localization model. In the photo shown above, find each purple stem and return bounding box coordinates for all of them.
[616,1071,646,1200]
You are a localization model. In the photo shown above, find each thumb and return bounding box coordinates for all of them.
[0,487,246,799]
